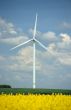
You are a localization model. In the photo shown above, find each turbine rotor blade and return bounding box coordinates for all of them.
[10,39,33,51]
[33,13,37,38]
[35,39,47,50]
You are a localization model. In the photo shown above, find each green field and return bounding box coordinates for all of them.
[0,88,71,95]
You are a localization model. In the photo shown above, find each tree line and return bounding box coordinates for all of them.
[0,85,11,88]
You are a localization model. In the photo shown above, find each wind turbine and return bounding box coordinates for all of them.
[10,13,47,88]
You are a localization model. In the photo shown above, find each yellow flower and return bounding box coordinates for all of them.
[0,94,71,110]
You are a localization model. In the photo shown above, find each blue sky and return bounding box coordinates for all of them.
[0,0,71,89]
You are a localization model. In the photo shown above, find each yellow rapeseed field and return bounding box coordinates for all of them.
[0,94,71,110]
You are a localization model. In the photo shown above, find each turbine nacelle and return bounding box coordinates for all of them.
[32,38,36,42]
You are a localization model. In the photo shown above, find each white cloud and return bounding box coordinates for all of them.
[56,33,71,50]
[18,46,33,65]
[48,43,57,51]
[0,24,71,67]
[17,47,42,71]
[0,17,17,35]
[42,32,57,41]
[0,36,29,45]
[58,54,71,65]
[0,17,29,45]
[60,33,71,42]
[0,17,71,88]
[59,58,71,65]
[62,22,71,29]
[42,32,71,66]
[0,46,42,72]
[7,28,17,34]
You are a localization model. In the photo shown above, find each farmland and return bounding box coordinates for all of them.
[0,94,71,110]
[0,88,71,110]
[0,88,71,95]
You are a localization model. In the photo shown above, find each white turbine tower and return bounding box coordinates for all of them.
[10,13,47,88]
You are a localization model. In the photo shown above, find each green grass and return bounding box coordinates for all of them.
[0,88,71,95]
